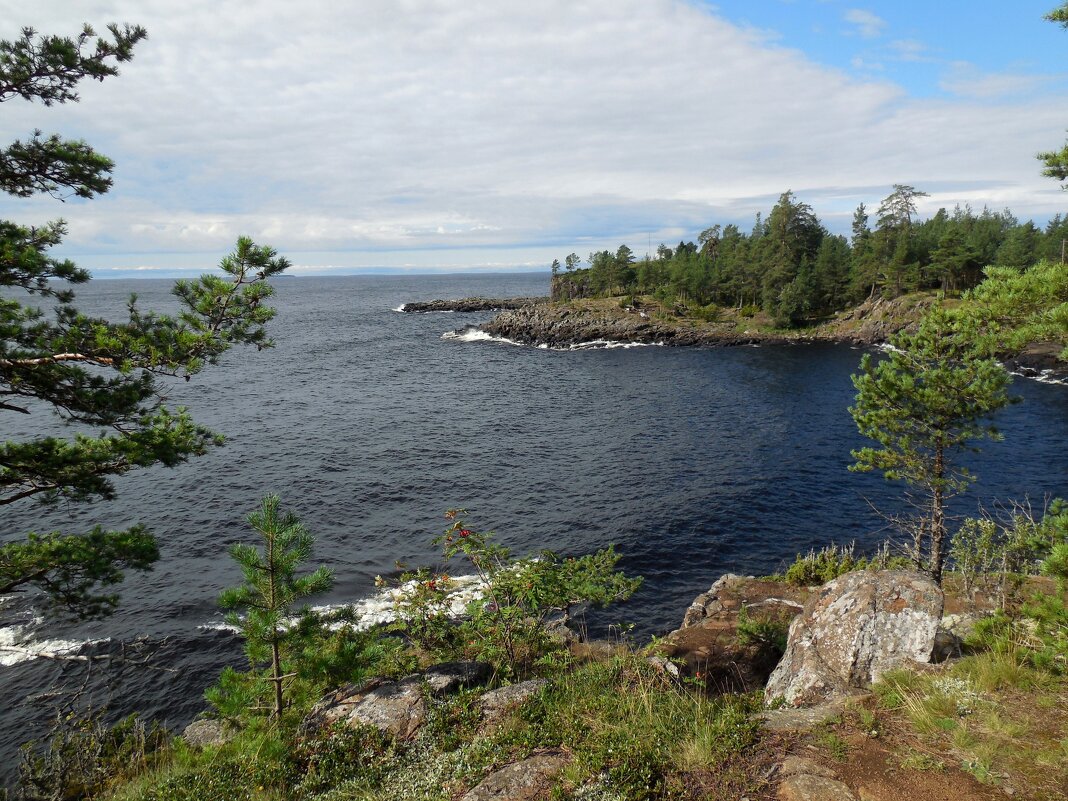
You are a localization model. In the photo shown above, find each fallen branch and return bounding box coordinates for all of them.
[0,353,114,367]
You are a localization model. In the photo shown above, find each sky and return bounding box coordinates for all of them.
[2,1,1068,278]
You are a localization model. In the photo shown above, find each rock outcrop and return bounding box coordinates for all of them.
[659,574,806,693]
[764,570,943,706]
[303,661,493,740]
[461,752,569,801]
[476,293,937,350]
[479,304,787,349]
[401,297,547,313]
[181,718,232,748]
[479,679,547,726]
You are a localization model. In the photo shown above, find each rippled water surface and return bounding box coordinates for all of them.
[2,272,1066,779]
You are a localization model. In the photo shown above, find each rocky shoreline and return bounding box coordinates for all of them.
[459,297,1068,381]
[400,296,548,313]
[474,295,932,349]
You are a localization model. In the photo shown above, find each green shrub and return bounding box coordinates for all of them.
[14,713,170,801]
[781,542,909,586]
[389,511,641,679]
[735,605,789,654]
[783,542,862,586]
[292,723,393,797]
[687,302,722,323]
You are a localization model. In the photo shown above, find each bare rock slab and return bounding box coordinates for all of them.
[765,570,943,707]
[304,661,493,740]
[462,753,569,801]
[780,756,839,779]
[758,699,850,733]
[778,774,858,801]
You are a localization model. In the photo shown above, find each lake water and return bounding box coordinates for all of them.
[2,272,1066,780]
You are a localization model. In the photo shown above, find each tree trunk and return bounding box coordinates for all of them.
[930,440,946,585]
[271,637,284,720]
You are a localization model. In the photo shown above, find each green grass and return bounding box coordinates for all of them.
[90,651,765,801]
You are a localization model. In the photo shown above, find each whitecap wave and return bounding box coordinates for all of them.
[391,304,407,313]
[445,328,662,351]
[562,339,663,351]
[198,573,487,635]
[0,601,105,667]
[1009,368,1067,386]
[441,328,522,347]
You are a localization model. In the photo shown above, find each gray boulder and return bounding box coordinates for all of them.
[480,679,548,725]
[461,752,569,801]
[764,570,943,707]
[181,718,231,748]
[304,661,494,740]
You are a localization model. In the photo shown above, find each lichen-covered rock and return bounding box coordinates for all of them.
[346,678,428,739]
[764,570,943,707]
[778,773,858,801]
[461,752,569,801]
[303,661,493,739]
[181,718,231,748]
[758,698,852,733]
[480,679,547,724]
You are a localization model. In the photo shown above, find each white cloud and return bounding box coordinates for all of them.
[844,9,886,39]
[0,0,1065,270]
[939,61,1047,100]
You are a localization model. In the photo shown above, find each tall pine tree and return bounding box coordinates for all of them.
[0,24,289,619]
[849,310,1014,584]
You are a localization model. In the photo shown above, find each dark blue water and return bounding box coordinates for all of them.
[2,272,1066,779]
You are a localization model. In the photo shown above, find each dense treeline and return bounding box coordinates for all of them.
[551,185,1068,327]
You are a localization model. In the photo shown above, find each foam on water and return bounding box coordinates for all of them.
[444,327,662,351]
[562,339,662,351]
[441,328,522,347]
[392,304,407,313]
[0,602,103,667]
[197,574,487,636]
[1010,368,1068,386]
[877,343,1067,386]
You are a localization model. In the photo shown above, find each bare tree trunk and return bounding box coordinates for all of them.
[271,638,283,720]
[930,441,946,585]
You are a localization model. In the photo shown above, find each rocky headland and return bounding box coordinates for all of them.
[474,294,937,349]
[400,296,548,313]
[446,294,1068,381]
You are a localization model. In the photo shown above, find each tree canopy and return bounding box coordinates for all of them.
[551,187,1059,327]
[0,24,288,620]
[849,310,1015,584]
[1039,3,1068,184]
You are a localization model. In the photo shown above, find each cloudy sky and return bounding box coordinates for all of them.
[3,1,1067,277]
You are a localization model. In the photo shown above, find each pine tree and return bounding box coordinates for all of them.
[849,309,1015,584]
[219,495,333,720]
[1039,4,1068,184]
[0,24,288,619]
